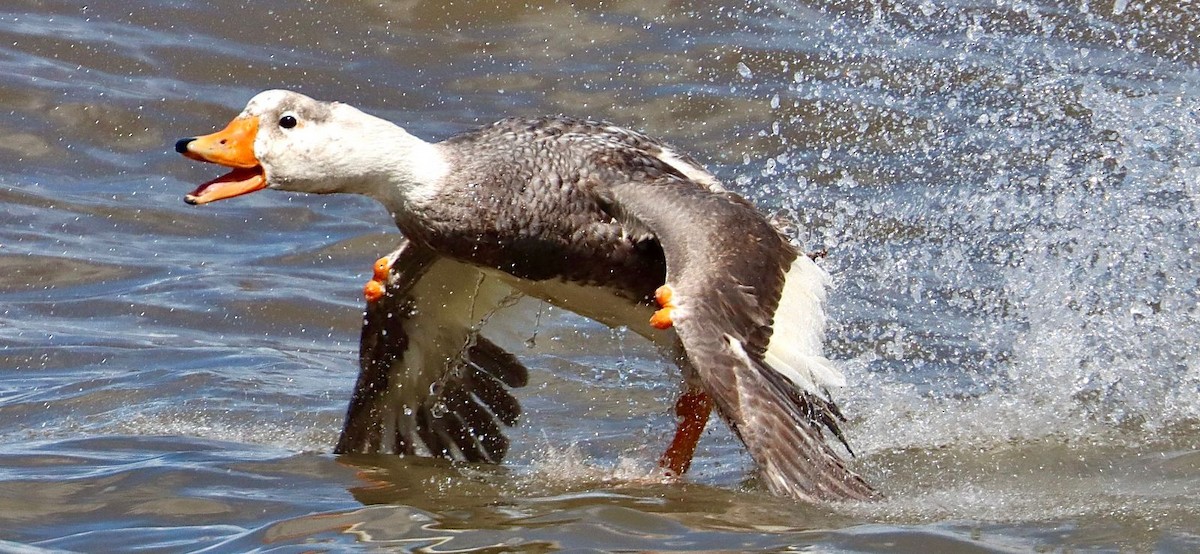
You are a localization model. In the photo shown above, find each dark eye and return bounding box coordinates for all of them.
[279,115,298,129]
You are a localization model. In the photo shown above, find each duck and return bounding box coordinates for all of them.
[175,89,876,502]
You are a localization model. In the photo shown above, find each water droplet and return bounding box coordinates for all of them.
[736,61,753,79]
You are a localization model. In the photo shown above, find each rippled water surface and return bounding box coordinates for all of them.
[2,0,1198,551]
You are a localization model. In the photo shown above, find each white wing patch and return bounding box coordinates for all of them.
[655,146,726,192]
[762,255,847,394]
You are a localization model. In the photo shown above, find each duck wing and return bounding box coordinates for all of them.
[335,237,528,463]
[598,177,878,502]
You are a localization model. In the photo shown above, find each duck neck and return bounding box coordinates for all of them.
[335,116,449,219]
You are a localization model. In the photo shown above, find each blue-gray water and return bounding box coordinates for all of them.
[1,1,1198,551]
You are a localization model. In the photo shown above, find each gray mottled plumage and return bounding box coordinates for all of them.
[395,117,689,299]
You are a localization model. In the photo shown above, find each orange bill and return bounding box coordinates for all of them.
[176,116,267,205]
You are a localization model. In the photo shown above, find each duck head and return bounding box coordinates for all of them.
[176,89,441,206]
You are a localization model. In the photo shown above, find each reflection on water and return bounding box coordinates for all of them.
[0,0,1197,551]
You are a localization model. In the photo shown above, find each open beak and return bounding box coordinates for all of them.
[175,116,267,205]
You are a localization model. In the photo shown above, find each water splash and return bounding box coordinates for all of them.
[730,1,1200,456]
[521,441,670,489]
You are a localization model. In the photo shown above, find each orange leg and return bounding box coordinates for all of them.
[363,256,391,302]
[658,389,713,476]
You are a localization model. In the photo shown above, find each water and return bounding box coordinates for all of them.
[1,0,1198,551]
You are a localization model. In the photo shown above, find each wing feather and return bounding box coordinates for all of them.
[335,238,528,463]
[601,177,877,502]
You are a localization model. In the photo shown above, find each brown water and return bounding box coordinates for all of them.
[2,0,1198,551]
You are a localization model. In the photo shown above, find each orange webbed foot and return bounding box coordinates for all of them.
[650,284,675,330]
[363,256,391,302]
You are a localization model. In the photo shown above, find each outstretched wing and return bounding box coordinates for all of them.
[335,237,528,463]
[599,177,877,502]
